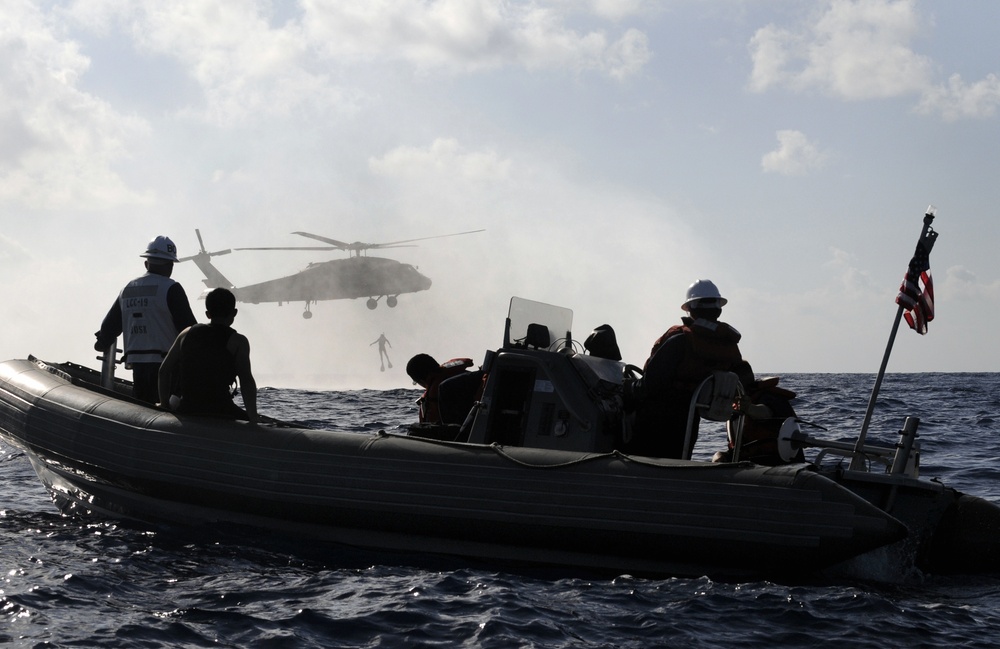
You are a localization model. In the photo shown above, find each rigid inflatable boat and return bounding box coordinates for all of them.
[0,295,997,580]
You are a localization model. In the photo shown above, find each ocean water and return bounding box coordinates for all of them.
[3,373,1000,648]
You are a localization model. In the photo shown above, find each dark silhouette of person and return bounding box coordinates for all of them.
[158,288,258,423]
[406,353,478,425]
[626,280,753,459]
[371,333,392,371]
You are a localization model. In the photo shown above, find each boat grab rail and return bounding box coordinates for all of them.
[777,417,920,477]
[486,443,753,471]
[388,429,750,471]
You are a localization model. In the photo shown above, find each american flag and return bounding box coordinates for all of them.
[896,241,934,334]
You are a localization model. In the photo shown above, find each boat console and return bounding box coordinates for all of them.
[465,297,626,452]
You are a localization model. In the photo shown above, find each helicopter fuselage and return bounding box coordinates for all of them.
[233,256,432,305]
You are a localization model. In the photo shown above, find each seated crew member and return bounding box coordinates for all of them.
[158,288,258,423]
[626,279,754,459]
[406,353,476,425]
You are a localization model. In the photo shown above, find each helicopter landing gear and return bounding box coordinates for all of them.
[367,296,397,309]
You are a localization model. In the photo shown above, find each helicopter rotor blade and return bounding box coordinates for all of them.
[367,229,486,249]
[226,228,484,256]
[177,248,231,262]
[234,246,342,252]
[233,244,419,252]
[287,229,486,253]
[291,232,350,249]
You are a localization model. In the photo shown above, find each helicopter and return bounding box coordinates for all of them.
[179,228,484,318]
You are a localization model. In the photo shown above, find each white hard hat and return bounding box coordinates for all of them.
[682,279,727,312]
[140,235,179,263]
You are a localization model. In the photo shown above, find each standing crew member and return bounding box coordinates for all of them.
[158,288,258,423]
[626,279,754,458]
[94,236,197,404]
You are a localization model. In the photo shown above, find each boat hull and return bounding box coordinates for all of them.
[0,358,910,578]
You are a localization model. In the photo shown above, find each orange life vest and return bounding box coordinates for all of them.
[647,318,746,392]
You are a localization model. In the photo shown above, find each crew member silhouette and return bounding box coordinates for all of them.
[371,333,392,371]
[94,235,197,404]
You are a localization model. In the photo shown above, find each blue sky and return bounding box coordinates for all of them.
[2,0,999,388]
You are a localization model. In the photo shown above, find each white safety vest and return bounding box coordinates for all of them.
[119,273,181,364]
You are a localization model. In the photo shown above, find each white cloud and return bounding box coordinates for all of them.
[66,0,357,127]
[604,28,650,80]
[548,0,660,22]
[748,0,1000,123]
[747,24,795,93]
[823,247,874,292]
[62,0,649,126]
[0,0,150,210]
[761,130,827,175]
[0,232,33,263]
[748,0,933,100]
[369,138,512,183]
[301,0,651,78]
[941,264,1000,301]
[916,73,1000,122]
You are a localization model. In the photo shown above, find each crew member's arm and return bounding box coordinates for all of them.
[231,334,258,424]
[631,335,687,401]
[94,299,123,350]
[157,329,188,408]
[735,358,756,392]
[167,283,198,331]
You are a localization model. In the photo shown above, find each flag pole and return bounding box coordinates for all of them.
[849,208,938,470]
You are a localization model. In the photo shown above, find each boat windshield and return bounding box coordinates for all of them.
[505,297,573,350]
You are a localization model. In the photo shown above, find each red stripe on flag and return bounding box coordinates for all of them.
[897,269,933,334]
